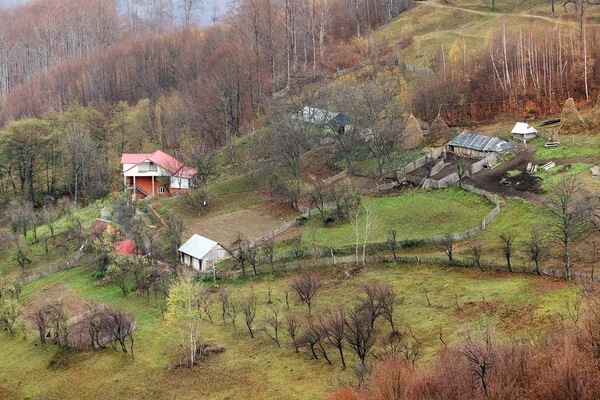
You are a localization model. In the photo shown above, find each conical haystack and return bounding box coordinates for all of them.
[559,98,586,136]
[401,114,425,150]
[428,115,452,147]
[588,96,600,135]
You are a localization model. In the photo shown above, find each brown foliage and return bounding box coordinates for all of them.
[559,98,586,136]
[400,114,425,150]
[428,115,452,147]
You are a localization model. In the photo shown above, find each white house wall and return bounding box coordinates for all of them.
[170,176,190,189]
[123,162,170,177]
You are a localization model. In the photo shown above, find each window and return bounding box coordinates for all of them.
[158,187,165,194]
[148,162,157,172]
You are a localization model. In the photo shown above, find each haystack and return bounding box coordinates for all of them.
[588,96,600,135]
[428,115,452,147]
[558,98,586,136]
[401,114,425,150]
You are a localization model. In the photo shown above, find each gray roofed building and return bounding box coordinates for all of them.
[447,132,515,159]
[178,234,231,272]
[295,107,350,126]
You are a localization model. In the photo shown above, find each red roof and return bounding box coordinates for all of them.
[115,240,139,255]
[121,150,197,178]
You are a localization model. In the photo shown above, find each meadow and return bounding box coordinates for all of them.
[297,188,494,248]
[0,260,576,400]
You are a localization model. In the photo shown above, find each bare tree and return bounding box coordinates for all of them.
[307,317,331,364]
[319,306,347,368]
[285,312,302,352]
[387,229,399,261]
[33,304,52,344]
[103,306,135,357]
[219,287,231,325]
[441,234,455,264]
[344,304,377,366]
[261,240,276,273]
[457,322,497,399]
[523,228,547,276]
[544,176,595,281]
[239,291,257,338]
[290,271,324,314]
[263,307,281,347]
[499,232,516,273]
[470,242,484,271]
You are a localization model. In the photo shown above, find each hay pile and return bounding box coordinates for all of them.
[401,114,425,150]
[559,98,586,136]
[588,97,600,135]
[428,115,452,147]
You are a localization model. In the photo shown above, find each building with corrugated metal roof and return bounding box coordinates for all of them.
[447,132,515,159]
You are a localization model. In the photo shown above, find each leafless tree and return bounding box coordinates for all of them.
[49,301,70,349]
[523,228,548,276]
[219,287,231,325]
[290,270,324,314]
[307,317,331,364]
[103,306,135,358]
[387,229,399,261]
[441,234,455,264]
[270,115,311,180]
[33,304,53,345]
[358,281,385,329]
[457,322,497,399]
[319,306,347,368]
[544,176,595,281]
[344,304,377,366]
[239,291,257,338]
[470,242,484,271]
[261,240,276,273]
[499,232,516,273]
[263,307,281,347]
[285,312,302,352]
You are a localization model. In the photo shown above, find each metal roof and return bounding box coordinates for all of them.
[178,234,220,260]
[448,132,515,152]
[296,107,349,126]
[511,122,537,135]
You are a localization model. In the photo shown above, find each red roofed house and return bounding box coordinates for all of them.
[115,240,140,255]
[121,150,197,199]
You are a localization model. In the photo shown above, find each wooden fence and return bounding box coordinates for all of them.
[19,254,97,285]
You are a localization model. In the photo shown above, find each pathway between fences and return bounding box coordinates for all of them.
[221,253,594,283]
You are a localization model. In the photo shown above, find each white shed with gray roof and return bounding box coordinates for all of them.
[178,234,231,271]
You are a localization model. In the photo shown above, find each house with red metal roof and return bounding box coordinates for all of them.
[121,150,197,199]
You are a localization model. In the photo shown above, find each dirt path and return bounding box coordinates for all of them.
[418,0,600,27]
[465,148,542,201]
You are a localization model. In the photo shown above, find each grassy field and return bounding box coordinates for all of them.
[534,137,600,160]
[0,260,577,400]
[297,188,494,248]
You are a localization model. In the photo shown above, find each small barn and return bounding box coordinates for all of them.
[296,107,350,134]
[178,234,231,272]
[447,132,515,159]
[511,122,538,140]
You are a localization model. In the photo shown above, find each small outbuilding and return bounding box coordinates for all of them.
[178,234,231,272]
[511,122,538,140]
[295,107,350,134]
[447,132,515,159]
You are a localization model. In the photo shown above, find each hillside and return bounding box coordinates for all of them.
[2,0,600,399]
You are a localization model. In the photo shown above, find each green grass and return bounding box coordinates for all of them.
[299,188,494,248]
[534,138,600,160]
[0,260,577,399]
[535,163,593,190]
